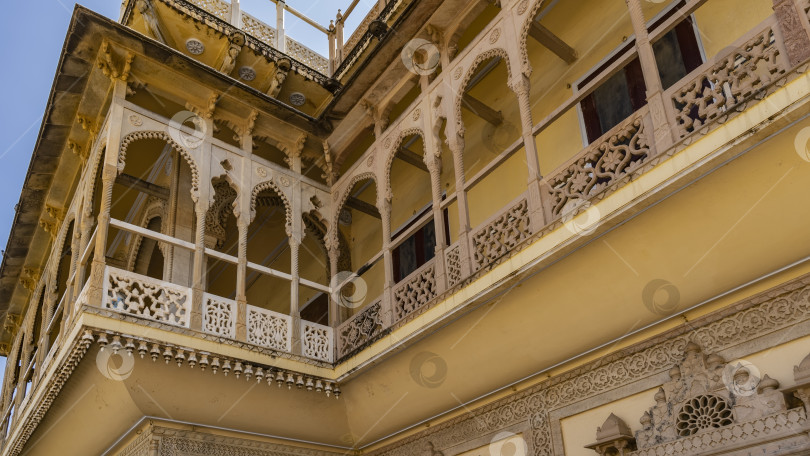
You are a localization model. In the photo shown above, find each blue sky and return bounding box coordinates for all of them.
[0,0,373,372]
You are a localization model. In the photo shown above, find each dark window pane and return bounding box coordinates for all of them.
[654,29,688,89]
[423,222,436,262]
[592,70,635,135]
[398,236,417,280]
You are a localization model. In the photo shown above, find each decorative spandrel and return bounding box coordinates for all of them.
[634,341,790,453]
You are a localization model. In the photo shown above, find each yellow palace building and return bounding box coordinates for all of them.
[2,0,810,454]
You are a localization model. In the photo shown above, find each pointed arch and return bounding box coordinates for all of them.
[118,131,200,196]
[383,128,427,196]
[454,48,513,136]
[331,172,379,235]
[250,180,292,229]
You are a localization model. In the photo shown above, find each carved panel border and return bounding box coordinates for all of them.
[368,274,810,456]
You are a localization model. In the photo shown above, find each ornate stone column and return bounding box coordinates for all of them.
[289,236,302,354]
[190,201,208,331]
[88,167,116,306]
[326,241,341,327]
[625,0,673,152]
[509,73,547,231]
[773,0,810,66]
[235,216,248,341]
[88,80,125,307]
[424,136,447,294]
[446,132,473,277]
[380,196,395,326]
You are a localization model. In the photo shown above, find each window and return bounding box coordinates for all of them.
[579,3,704,143]
[392,205,451,283]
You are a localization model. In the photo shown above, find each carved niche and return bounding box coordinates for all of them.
[634,341,789,450]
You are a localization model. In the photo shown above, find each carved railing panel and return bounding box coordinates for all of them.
[444,242,462,288]
[393,260,437,322]
[471,197,531,270]
[241,14,276,44]
[285,38,329,75]
[337,300,383,358]
[547,110,651,218]
[186,0,230,20]
[302,321,333,362]
[670,24,787,139]
[246,305,291,352]
[202,294,237,339]
[103,267,191,327]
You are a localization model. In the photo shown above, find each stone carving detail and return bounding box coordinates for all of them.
[246,305,291,352]
[186,0,229,20]
[634,409,807,456]
[393,261,437,322]
[585,413,635,455]
[671,26,787,139]
[285,37,329,75]
[119,131,200,194]
[371,277,810,456]
[674,394,733,436]
[337,300,383,358]
[205,179,237,249]
[104,267,190,327]
[185,38,205,55]
[302,321,333,362]
[547,112,650,217]
[773,0,810,66]
[634,341,788,450]
[202,295,236,338]
[241,14,276,44]
[516,0,529,15]
[444,242,462,287]
[489,28,501,44]
[471,198,531,270]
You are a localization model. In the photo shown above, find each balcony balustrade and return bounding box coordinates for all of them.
[2,1,808,445]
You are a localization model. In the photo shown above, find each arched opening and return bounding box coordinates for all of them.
[335,177,383,320]
[388,134,443,283]
[107,136,197,287]
[246,185,292,315]
[459,54,525,228]
[451,1,501,58]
